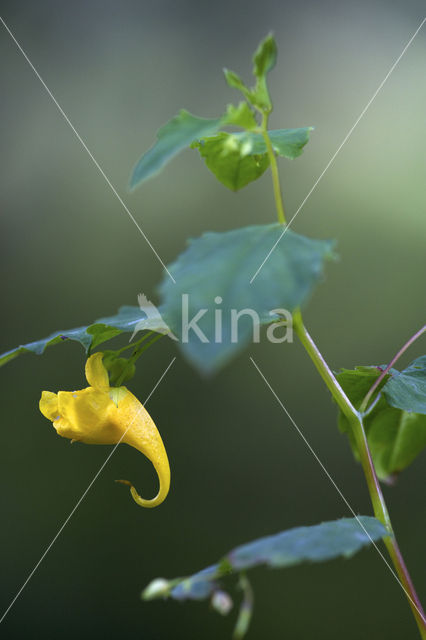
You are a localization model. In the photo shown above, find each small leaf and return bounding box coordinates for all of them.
[223,102,258,131]
[144,516,386,604]
[130,110,224,189]
[383,356,426,414]
[223,69,251,98]
[336,366,388,434]
[253,33,277,78]
[103,354,136,385]
[192,133,269,191]
[367,408,426,480]
[336,366,426,480]
[159,224,335,373]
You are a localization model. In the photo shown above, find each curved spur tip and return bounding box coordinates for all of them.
[115,479,133,487]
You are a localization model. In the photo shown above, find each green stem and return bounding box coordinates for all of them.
[114,333,164,386]
[115,331,155,355]
[233,573,254,640]
[260,112,286,224]
[292,310,426,637]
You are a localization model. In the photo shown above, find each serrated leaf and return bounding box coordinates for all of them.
[250,77,271,112]
[86,324,124,349]
[224,102,258,130]
[192,133,269,191]
[130,110,224,189]
[0,327,93,367]
[143,517,386,603]
[0,305,166,367]
[253,33,277,78]
[336,366,426,480]
[159,224,335,373]
[383,356,426,414]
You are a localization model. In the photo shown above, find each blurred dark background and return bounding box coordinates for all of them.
[1,1,425,638]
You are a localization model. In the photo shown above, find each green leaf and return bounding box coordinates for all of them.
[0,305,167,368]
[95,304,167,333]
[367,408,426,480]
[0,327,93,367]
[223,102,258,130]
[86,324,124,349]
[143,516,386,603]
[383,356,426,414]
[336,366,388,434]
[223,69,252,103]
[191,127,312,190]
[234,127,314,159]
[253,33,277,78]
[159,224,335,373]
[192,133,270,191]
[336,366,426,480]
[130,110,224,189]
[250,77,271,112]
[223,34,277,113]
[102,353,137,385]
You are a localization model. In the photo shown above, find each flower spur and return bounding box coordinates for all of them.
[39,352,170,508]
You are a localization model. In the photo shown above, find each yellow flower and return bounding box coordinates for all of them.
[39,352,170,508]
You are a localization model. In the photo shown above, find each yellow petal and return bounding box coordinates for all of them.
[39,391,59,421]
[57,388,120,444]
[38,353,170,509]
[115,389,170,508]
[85,352,110,390]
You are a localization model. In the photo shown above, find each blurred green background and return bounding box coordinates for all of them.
[1,1,425,638]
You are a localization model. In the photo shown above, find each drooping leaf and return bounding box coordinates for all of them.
[0,305,167,368]
[336,365,426,480]
[159,224,335,373]
[383,356,426,414]
[0,327,93,368]
[130,110,224,189]
[191,127,312,190]
[192,133,270,191]
[226,516,386,569]
[143,516,386,603]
